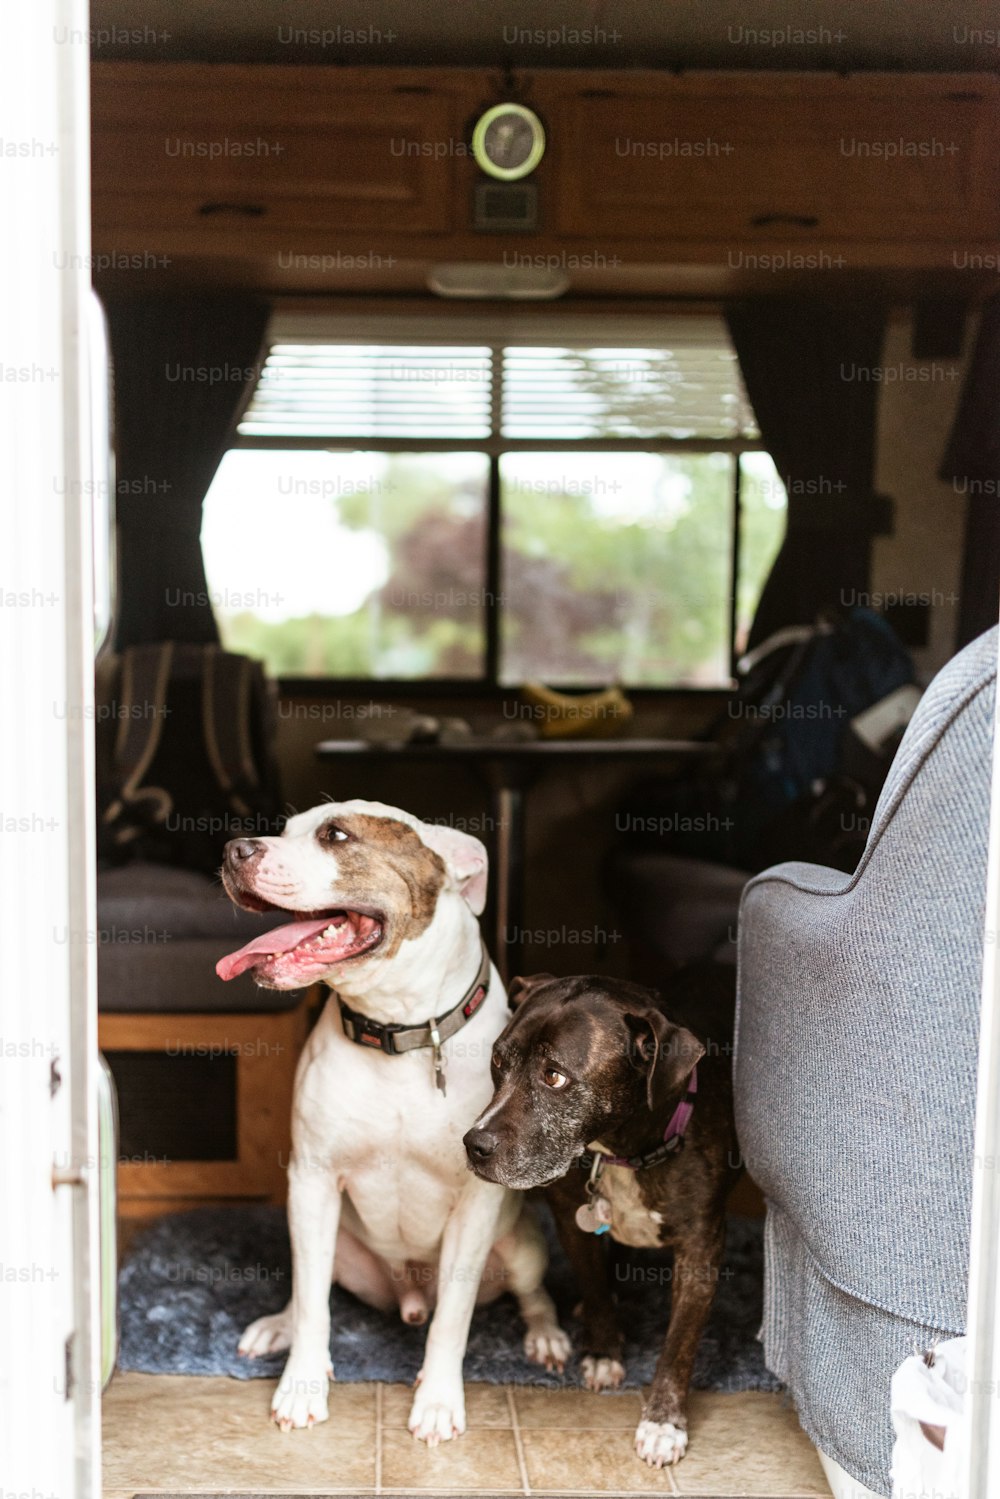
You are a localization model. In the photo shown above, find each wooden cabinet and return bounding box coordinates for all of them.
[92,65,461,237]
[90,65,1000,294]
[550,76,999,244]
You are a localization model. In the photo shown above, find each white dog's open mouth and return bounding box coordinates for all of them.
[216,908,384,983]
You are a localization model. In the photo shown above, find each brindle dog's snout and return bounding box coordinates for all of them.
[224,837,264,872]
[463,1126,499,1165]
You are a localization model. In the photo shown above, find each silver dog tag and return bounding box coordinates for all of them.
[576,1195,611,1235]
[575,1202,599,1232]
[430,1026,447,1097]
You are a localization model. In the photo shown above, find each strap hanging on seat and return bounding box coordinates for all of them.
[102,641,175,839]
[202,646,262,818]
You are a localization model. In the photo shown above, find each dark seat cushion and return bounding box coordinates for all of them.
[97,863,305,1013]
[606,849,751,968]
[98,863,285,940]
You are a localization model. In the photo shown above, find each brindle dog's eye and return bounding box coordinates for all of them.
[542,1067,569,1090]
[491,1051,502,1072]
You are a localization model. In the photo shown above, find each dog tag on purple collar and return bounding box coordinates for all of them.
[576,1195,611,1235]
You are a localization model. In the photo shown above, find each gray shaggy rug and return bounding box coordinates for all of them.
[116,1205,780,1393]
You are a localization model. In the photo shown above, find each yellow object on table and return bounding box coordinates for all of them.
[521,682,634,739]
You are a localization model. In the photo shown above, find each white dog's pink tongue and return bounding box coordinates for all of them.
[216,916,336,982]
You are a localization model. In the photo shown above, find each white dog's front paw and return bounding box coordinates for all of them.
[634,1418,688,1467]
[408,1377,466,1446]
[271,1356,332,1431]
[239,1308,293,1358]
[582,1355,625,1391]
[524,1322,572,1373]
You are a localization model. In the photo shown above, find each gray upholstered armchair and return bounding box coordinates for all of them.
[734,625,996,1498]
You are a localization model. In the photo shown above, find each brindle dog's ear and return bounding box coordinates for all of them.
[507,973,557,1010]
[625,1009,705,1116]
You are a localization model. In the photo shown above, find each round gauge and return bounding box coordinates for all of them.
[472,103,546,181]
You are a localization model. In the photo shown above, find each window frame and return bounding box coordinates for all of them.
[225,309,778,693]
[227,431,770,695]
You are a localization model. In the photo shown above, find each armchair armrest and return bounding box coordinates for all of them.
[735,855,978,1334]
[734,627,997,1334]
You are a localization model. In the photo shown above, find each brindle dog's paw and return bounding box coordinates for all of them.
[581,1355,625,1391]
[634,1418,688,1467]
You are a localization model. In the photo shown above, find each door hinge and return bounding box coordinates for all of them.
[52,1161,90,1189]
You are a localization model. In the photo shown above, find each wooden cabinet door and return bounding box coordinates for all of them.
[553,77,1000,244]
[92,65,457,237]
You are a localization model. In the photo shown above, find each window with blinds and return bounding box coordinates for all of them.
[500,345,755,439]
[205,311,785,687]
[243,345,494,440]
[238,315,758,444]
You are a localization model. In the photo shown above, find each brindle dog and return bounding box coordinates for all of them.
[463,964,741,1469]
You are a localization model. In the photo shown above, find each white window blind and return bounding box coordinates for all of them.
[500,345,752,439]
[242,344,493,439]
[239,312,758,442]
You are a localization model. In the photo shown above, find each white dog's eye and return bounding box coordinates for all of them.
[321,823,348,843]
[330,828,348,842]
[542,1067,569,1090]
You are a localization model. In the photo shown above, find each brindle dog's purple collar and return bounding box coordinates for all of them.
[582,1065,699,1173]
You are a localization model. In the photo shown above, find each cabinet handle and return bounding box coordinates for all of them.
[198,202,267,218]
[750,213,819,229]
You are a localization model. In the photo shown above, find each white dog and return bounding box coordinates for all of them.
[216,799,569,1443]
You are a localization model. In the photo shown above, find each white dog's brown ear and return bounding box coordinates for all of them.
[507,973,556,1009]
[418,823,489,914]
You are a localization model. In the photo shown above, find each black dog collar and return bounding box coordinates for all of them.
[337,942,491,1096]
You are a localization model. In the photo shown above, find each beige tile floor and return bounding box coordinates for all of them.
[103,1373,832,1497]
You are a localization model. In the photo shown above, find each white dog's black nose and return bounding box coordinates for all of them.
[225,837,263,870]
[463,1127,499,1163]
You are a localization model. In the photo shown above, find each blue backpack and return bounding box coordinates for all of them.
[619,609,916,872]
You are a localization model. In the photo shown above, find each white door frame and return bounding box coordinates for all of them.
[0,4,100,1497]
[964,625,1000,1497]
[4,11,1000,1499]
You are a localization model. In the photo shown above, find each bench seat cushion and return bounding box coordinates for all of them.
[97,863,305,1013]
